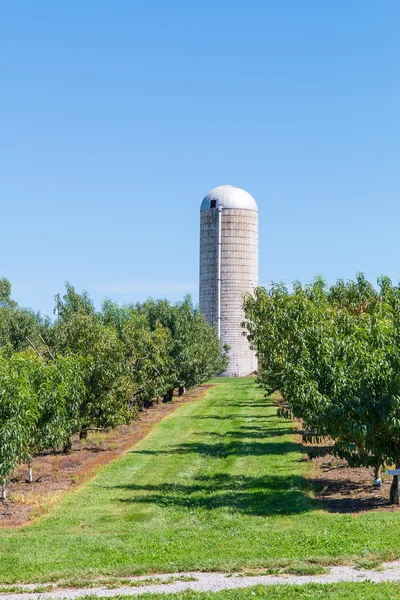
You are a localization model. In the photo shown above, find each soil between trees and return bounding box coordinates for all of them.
[1,385,212,528]
[274,392,398,514]
[311,451,397,514]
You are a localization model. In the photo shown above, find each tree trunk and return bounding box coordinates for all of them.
[79,428,88,440]
[28,459,33,483]
[163,389,174,403]
[178,386,186,396]
[1,481,6,501]
[63,438,72,454]
[374,463,381,487]
[390,462,400,504]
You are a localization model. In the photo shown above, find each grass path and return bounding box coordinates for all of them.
[1,378,400,583]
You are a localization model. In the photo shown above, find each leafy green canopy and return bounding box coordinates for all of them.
[0,278,49,354]
[0,351,84,479]
[243,274,400,498]
[137,296,228,395]
[102,300,174,408]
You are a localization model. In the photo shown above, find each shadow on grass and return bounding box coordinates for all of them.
[110,393,318,517]
[111,472,316,516]
[186,414,276,420]
[227,402,272,407]
[130,439,303,458]
[201,427,296,439]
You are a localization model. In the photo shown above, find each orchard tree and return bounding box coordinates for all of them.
[102,300,174,408]
[29,354,86,462]
[0,353,39,497]
[0,278,16,308]
[244,274,400,503]
[50,285,132,438]
[0,350,85,490]
[138,296,228,399]
[0,278,47,353]
[171,297,228,392]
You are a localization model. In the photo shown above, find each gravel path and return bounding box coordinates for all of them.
[3,563,400,599]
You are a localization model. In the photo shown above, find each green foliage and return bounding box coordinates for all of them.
[51,300,130,433]
[0,350,85,482]
[0,278,47,354]
[0,278,16,308]
[30,354,86,453]
[138,295,228,395]
[243,274,400,499]
[102,301,174,407]
[0,307,48,354]
[0,353,39,480]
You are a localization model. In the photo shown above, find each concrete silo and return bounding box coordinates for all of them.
[199,184,258,377]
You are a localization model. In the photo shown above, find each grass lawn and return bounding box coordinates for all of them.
[1,378,400,583]
[79,583,400,599]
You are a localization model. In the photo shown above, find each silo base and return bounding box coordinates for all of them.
[219,371,257,378]
[220,356,258,378]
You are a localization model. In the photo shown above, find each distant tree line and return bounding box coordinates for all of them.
[0,278,228,498]
[244,274,400,503]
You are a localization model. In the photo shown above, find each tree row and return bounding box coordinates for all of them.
[244,274,400,503]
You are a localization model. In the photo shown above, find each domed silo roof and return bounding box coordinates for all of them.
[200,184,258,211]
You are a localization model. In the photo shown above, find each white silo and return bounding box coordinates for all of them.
[199,184,258,377]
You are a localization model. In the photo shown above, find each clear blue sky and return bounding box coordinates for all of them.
[1,1,399,316]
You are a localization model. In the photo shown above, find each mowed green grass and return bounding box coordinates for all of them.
[79,583,400,600]
[2,378,400,583]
